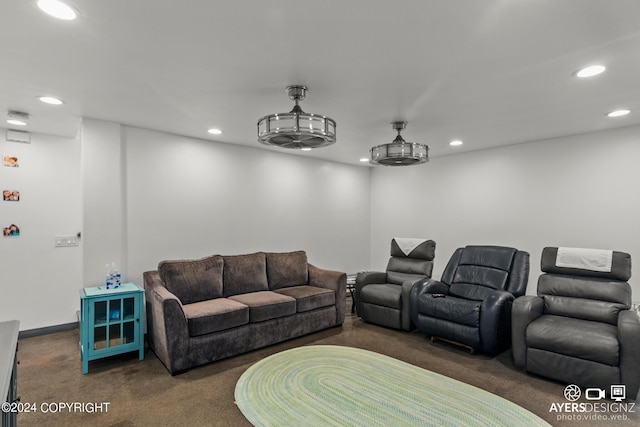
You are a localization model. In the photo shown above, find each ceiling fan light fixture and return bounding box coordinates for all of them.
[370,121,429,166]
[257,85,336,149]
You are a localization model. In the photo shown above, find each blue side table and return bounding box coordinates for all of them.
[79,283,144,374]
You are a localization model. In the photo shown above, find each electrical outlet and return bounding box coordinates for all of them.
[55,235,78,247]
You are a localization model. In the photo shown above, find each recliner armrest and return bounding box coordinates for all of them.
[414,278,450,295]
[400,277,429,331]
[479,289,516,354]
[619,309,640,400]
[354,271,387,314]
[511,295,544,370]
[355,271,387,289]
[409,278,450,325]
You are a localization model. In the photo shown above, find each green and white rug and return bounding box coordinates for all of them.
[235,345,550,427]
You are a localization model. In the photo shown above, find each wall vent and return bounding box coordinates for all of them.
[6,129,31,143]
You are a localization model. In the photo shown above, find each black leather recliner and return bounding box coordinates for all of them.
[355,238,435,331]
[512,247,640,400]
[410,245,529,354]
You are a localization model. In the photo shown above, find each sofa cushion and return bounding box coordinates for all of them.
[274,285,335,312]
[158,255,224,304]
[223,252,268,296]
[228,291,296,322]
[266,251,309,290]
[182,298,249,336]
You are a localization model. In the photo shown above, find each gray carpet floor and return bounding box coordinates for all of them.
[15,303,639,426]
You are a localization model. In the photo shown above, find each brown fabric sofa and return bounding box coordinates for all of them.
[144,250,346,374]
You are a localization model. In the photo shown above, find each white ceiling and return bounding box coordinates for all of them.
[1,0,639,166]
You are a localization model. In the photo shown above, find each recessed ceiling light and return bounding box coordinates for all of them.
[6,119,27,126]
[607,109,630,118]
[359,157,370,162]
[449,140,463,146]
[574,65,606,78]
[38,96,65,105]
[37,0,77,20]
[207,128,223,135]
[300,147,312,151]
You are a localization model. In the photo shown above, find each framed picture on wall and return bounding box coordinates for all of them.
[3,155,20,167]
[3,190,20,201]
[3,224,20,236]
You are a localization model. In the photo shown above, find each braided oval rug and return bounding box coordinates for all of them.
[234,345,550,427]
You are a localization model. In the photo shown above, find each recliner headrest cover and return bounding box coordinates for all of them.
[390,238,436,260]
[541,247,631,281]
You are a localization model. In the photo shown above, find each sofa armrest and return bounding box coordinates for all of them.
[308,264,347,325]
[479,289,516,354]
[511,295,544,370]
[619,309,640,400]
[143,271,190,375]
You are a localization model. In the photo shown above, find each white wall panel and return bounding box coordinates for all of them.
[123,127,371,286]
[81,119,125,287]
[0,129,82,329]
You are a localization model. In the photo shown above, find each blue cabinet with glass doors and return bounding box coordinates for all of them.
[79,283,144,374]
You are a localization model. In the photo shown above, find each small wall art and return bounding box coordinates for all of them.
[2,190,20,201]
[3,224,20,236]
[3,155,19,167]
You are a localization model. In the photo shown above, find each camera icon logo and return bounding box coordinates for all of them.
[585,388,605,400]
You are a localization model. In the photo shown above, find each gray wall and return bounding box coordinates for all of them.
[370,125,640,297]
[3,119,639,331]
[83,120,371,301]
[81,120,126,288]
[3,119,370,330]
